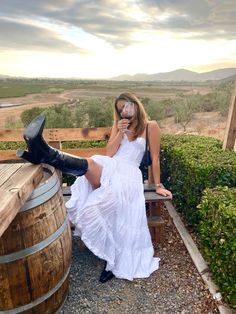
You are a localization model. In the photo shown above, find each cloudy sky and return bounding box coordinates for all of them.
[1,0,236,78]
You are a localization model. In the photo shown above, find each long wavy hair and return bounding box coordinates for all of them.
[114,92,148,140]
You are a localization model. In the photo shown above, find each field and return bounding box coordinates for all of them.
[0,79,228,140]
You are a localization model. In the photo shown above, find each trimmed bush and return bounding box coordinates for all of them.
[0,142,26,150]
[62,140,107,149]
[160,134,236,226]
[198,187,236,307]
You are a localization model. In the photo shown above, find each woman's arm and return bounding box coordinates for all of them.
[148,121,161,185]
[148,121,172,197]
[105,121,125,156]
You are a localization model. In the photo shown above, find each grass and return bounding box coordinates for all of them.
[0,80,80,98]
[0,79,211,98]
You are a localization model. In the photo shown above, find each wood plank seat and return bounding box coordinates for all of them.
[62,183,171,200]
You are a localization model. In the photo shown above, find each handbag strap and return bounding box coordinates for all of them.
[145,123,149,150]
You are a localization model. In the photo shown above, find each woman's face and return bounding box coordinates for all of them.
[116,100,136,120]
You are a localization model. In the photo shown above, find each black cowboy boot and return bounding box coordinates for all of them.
[17,114,46,164]
[99,261,114,283]
[16,114,88,177]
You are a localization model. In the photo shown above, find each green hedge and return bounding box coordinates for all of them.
[160,134,236,226]
[0,140,107,151]
[62,140,107,149]
[0,142,26,150]
[160,134,236,308]
[198,186,236,307]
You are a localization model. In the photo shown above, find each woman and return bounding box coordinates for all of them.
[17,92,172,283]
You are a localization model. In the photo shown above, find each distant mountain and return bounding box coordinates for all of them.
[216,73,236,83]
[111,68,236,82]
[1,67,236,82]
[0,74,10,79]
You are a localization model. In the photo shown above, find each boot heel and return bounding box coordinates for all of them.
[16,149,39,164]
[24,114,45,141]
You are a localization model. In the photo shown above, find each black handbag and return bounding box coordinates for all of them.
[140,124,152,167]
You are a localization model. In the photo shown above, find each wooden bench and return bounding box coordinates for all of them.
[0,126,172,244]
[62,182,171,244]
[144,182,171,243]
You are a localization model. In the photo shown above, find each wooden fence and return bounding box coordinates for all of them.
[0,127,111,162]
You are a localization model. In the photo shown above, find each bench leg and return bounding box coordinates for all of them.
[148,216,165,244]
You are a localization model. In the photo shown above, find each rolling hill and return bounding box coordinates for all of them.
[111,68,236,82]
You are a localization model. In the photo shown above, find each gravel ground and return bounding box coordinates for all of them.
[59,206,219,314]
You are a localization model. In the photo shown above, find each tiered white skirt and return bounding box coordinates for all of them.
[65,155,160,280]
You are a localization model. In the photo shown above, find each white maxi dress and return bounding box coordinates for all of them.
[65,133,160,281]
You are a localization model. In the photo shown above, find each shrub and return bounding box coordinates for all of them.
[0,142,26,150]
[144,99,172,121]
[43,105,74,128]
[21,107,45,126]
[4,117,23,129]
[173,96,195,131]
[160,134,236,226]
[198,187,236,307]
[21,104,75,128]
[62,140,107,149]
[74,98,113,128]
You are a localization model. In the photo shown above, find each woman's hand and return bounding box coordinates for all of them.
[117,119,130,133]
[156,187,172,198]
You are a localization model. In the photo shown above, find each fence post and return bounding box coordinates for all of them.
[223,79,236,151]
[48,141,61,149]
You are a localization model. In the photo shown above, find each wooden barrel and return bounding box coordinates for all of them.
[0,166,72,314]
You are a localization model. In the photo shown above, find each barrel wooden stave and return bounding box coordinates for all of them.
[0,191,66,255]
[0,166,71,314]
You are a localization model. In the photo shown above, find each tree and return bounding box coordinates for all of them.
[174,96,194,132]
[75,97,113,128]
[144,100,166,121]
[20,107,45,126]
[44,105,74,128]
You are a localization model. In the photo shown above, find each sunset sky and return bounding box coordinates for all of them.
[1,0,236,79]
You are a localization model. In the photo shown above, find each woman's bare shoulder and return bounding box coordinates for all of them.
[148,120,160,130]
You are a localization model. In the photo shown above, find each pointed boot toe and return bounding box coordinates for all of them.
[24,114,45,142]
[99,270,114,283]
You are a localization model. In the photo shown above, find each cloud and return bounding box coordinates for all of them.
[138,0,236,40]
[0,1,140,49]
[0,0,235,53]
[0,18,86,53]
[137,0,210,18]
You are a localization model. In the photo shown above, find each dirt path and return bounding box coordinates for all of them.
[0,93,67,128]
